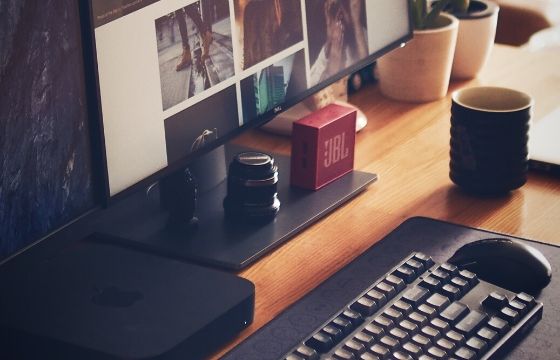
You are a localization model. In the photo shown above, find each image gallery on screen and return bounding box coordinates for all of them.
[92,0,380,194]
[156,0,370,157]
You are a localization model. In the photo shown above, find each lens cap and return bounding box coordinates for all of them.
[229,152,278,181]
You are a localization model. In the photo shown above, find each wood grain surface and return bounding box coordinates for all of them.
[211,45,560,359]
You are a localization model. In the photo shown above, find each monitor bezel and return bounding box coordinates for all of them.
[84,0,413,206]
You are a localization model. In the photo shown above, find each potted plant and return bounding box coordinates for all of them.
[444,0,500,79]
[378,0,459,102]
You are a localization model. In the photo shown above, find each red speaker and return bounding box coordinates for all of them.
[291,103,356,190]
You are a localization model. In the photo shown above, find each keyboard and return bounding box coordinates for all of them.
[282,252,543,360]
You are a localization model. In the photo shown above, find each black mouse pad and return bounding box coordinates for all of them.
[223,216,560,360]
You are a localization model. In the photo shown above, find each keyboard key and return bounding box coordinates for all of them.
[402,286,429,306]
[389,327,410,343]
[383,307,403,323]
[487,316,510,335]
[450,276,470,294]
[418,356,436,360]
[430,318,450,333]
[369,344,390,359]
[405,259,424,274]
[439,263,459,275]
[436,337,455,352]
[363,323,385,339]
[393,266,416,283]
[393,350,413,360]
[477,327,498,346]
[454,346,477,360]
[427,346,447,359]
[373,315,394,331]
[430,268,450,283]
[333,348,355,360]
[351,296,378,316]
[343,339,366,355]
[445,330,465,346]
[342,309,364,327]
[366,289,387,307]
[509,300,528,316]
[481,291,508,310]
[323,325,343,342]
[305,331,334,353]
[500,307,520,324]
[399,319,419,334]
[375,282,396,299]
[408,311,428,327]
[379,335,400,351]
[354,331,375,346]
[402,341,423,358]
[385,274,406,292]
[441,284,460,301]
[465,336,487,355]
[332,316,353,335]
[426,293,450,311]
[411,333,432,350]
[295,345,319,360]
[392,300,412,315]
[412,253,435,268]
[419,276,441,291]
[417,304,437,319]
[359,353,379,360]
[458,270,478,286]
[359,353,380,360]
[440,302,469,325]
[421,326,441,341]
[286,353,305,360]
[455,310,488,336]
[515,292,536,308]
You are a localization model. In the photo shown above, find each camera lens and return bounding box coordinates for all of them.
[223,152,280,222]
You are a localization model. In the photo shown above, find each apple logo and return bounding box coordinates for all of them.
[92,286,144,308]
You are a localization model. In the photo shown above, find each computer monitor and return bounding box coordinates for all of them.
[85,0,412,268]
[0,1,100,264]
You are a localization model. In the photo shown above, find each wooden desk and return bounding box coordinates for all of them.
[212,45,560,359]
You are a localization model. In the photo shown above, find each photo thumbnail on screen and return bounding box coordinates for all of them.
[234,0,303,70]
[240,50,306,124]
[164,85,239,164]
[156,0,234,110]
[306,0,369,86]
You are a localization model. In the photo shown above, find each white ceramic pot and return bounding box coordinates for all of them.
[451,0,499,79]
[378,13,459,102]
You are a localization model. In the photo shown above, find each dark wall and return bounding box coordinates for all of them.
[0,1,97,261]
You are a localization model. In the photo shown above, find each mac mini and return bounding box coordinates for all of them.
[0,238,254,359]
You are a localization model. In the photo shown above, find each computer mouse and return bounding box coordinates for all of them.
[448,238,552,295]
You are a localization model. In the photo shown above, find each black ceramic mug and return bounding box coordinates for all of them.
[450,86,533,195]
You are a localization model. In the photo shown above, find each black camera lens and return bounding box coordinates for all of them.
[223,152,280,222]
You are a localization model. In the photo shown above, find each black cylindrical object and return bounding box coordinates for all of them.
[223,152,280,222]
[449,87,532,195]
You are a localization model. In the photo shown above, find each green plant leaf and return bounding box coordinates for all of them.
[410,0,424,29]
[425,0,450,29]
[450,0,470,13]
[410,0,456,30]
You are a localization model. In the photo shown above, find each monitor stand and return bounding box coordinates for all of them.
[97,144,377,270]
[261,100,368,136]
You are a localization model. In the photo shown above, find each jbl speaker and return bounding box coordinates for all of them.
[291,103,356,190]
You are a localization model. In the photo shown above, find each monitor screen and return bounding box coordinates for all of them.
[0,0,98,263]
[87,0,411,199]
